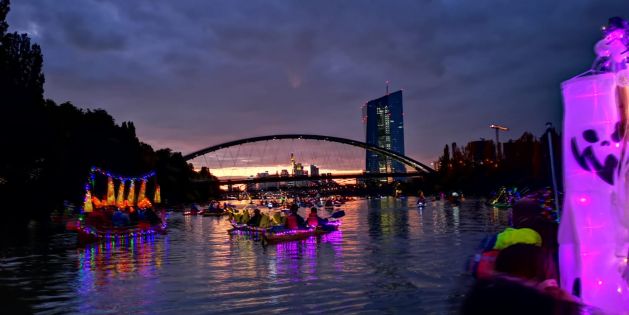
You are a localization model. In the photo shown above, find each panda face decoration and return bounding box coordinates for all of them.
[571,123,624,185]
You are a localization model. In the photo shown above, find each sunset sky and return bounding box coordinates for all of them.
[7,0,629,169]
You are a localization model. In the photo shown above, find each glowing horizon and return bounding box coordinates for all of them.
[195,164,364,179]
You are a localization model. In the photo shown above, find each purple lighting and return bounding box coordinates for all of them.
[559,16,629,313]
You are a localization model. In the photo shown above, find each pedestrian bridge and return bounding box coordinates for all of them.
[183,134,435,180]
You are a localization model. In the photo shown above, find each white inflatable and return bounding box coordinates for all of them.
[559,18,629,313]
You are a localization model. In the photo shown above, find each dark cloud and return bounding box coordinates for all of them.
[7,0,629,165]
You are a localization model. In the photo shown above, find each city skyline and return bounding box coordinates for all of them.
[7,1,629,165]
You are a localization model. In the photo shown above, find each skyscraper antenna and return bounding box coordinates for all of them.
[386,80,390,95]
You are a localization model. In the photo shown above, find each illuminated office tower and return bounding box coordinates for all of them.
[362,90,405,178]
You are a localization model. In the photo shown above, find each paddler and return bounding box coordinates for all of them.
[306,207,327,227]
[285,204,306,229]
[247,208,263,227]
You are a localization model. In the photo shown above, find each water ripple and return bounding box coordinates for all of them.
[0,198,508,314]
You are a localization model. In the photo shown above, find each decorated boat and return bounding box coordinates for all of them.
[228,211,345,244]
[263,222,340,244]
[69,167,166,245]
[202,206,234,217]
[487,187,521,209]
[75,221,167,244]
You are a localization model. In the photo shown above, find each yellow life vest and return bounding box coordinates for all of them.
[493,227,542,250]
[259,214,271,228]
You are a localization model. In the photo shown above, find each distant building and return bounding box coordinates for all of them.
[280,169,289,177]
[363,90,405,178]
[466,139,496,164]
[310,164,320,177]
[290,153,296,176]
[294,163,304,176]
[255,171,278,190]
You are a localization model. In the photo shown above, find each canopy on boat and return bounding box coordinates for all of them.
[82,167,160,213]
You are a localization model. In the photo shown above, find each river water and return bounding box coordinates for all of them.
[0,198,510,314]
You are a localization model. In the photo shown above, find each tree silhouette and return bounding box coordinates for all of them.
[0,0,219,229]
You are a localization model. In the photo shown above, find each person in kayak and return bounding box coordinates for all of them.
[417,190,426,207]
[285,204,306,229]
[470,198,558,281]
[247,208,263,227]
[306,207,327,227]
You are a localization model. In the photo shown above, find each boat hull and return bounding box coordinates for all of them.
[75,222,167,245]
[202,212,227,217]
[228,222,340,244]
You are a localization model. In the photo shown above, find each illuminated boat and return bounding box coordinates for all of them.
[228,212,344,244]
[202,211,227,217]
[263,223,340,244]
[75,221,167,244]
[184,204,201,215]
[71,167,166,245]
[229,222,269,234]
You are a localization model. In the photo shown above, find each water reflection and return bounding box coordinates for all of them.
[0,198,512,314]
[367,197,410,240]
[76,236,168,314]
[272,231,344,282]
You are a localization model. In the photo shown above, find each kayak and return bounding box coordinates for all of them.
[228,221,341,244]
[491,202,511,209]
[229,222,268,234]
[202,211,227,217]
[263,224,339,244]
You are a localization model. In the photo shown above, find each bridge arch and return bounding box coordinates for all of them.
[183,134,435,174]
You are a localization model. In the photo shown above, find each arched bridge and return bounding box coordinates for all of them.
[183,134,435,174]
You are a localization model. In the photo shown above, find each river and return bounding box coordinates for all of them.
[0,197,510,314]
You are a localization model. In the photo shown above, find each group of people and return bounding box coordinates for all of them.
[86,206,162,228]
[464,198,582,314]
[234,204,329,230]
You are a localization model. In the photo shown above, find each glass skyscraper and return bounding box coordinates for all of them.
[363,90,405,177]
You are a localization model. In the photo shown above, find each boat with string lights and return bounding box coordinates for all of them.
[228,210,344,244]
[67,167,167,244]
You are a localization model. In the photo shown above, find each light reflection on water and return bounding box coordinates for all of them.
[0,198,509,314]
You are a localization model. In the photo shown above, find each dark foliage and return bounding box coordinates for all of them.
[0,0,219,229]
[433,129,562,196]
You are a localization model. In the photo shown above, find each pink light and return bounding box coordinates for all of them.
[561,67,629,313]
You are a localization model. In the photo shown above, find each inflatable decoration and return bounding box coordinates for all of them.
[83,190,93,213]
[154,184,161,204]
[116,180,125,208]
[106,176,115,206]
[138,180,146,203]
[559,17,629,313]
[127,180,136,206]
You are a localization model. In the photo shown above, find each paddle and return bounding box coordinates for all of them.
[328,210,345,219]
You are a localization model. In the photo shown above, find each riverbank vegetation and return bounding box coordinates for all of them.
[0,0,219,229]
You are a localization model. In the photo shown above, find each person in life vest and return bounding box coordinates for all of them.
[258,212,271,228]
[271,211,285,226]
[306,207,327,227]
[472,198,558,280]
[247,209,263,227]
[285,204,306,230]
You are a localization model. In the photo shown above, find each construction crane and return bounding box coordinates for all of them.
[490,124,509,160]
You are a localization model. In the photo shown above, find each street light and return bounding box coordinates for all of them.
[490,124,509,160]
